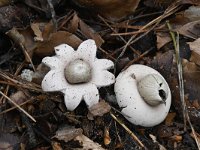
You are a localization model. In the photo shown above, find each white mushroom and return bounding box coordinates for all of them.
[41,39,115,111]
[114,64,171,127]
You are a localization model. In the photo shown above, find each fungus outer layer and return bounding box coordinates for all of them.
[114,64,171,127]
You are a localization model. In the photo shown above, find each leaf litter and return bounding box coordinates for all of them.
[0,0,200,149]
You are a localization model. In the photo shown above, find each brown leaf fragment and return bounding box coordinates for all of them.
[9,91,28,105]
[149,134,167,150]
[177,20,200,39]
[188,38,200,65]
[87,100,111,120]
[104,127,111,146]
[74,134,105,150]
[51,141,62,150]
[0,5,32,32]
[32,21,55,41]
[165,112,176,126]
[6,27,37,61]
[36,31,82,56]
[0,133,19,150]
[73,0,140,21]
[156,32,171,50]
[53,126,83,142]
[31,23,44,42]
[68,13,79,33]
[180,0,200,5]
[79,20,104,47]
[0,0,16,7]
[184,6,200,21]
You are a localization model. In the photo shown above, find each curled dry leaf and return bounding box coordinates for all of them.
[156,32,171,50]
[0,5,31,32]
[0,133,19,150]
[79,19,104,47]
[184,6,200,21]
[87,100,111,120]
[187,38,200,65]
[9,91,28,105]
[53,125,83,142]
[36,31,82,56]
[165,112,176,126]
[74,134,105,150]
[6,27,37,61]
[149,134,167,150]
[73,0,140,21]
[177,20,200,39]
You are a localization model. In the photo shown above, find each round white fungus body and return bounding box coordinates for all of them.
[114,64,171,127]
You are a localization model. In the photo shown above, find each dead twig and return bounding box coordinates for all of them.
[110,112,145,149]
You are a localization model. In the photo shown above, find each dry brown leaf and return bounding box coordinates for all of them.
[0,133,19,150]
[74,134,105,150]
[177,20,200,39]
[31,23,44,42]
[73,0,140,21]
[31,21,55,41]
[36,31,82,56]
[182,60,200,124]
[149,134,167,150]
[53,126,83,142]
[187,38,200,65]
[165,112,176,126]
[156,32,171,50]
[68,13,79,33]
[51,141,62,150]
[6,27,37,61]
[184,6,200,21]
[87,100,111,120]
[9,91,28,105]
[180,0,200,5]
[79,20,104,47]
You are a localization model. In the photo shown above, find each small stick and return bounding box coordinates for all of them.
[110,112,145,148]
[0,91,36,122]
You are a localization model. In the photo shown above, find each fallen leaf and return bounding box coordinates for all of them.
[36,31,82,56]
[0,133,19,150]
[165,112,176,126]
[73,0,140,21]
[68,13,79,33]
[156,32,171,50]
[180,0,200,5]
[74,134,105,150]
[87,100,111,120]
[51,141,62,150]
[53,125,83,142]
[10,91,28,105]
[188,38,200,65]
[177,20,200,39]
[184,6,200,21]
[79,20,104,47]
[149,134,167,150]
[6,27,37,61]
[31,23,44,42]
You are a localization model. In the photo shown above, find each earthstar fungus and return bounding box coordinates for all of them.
[42,39,115,111]
[114,64,171,127]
